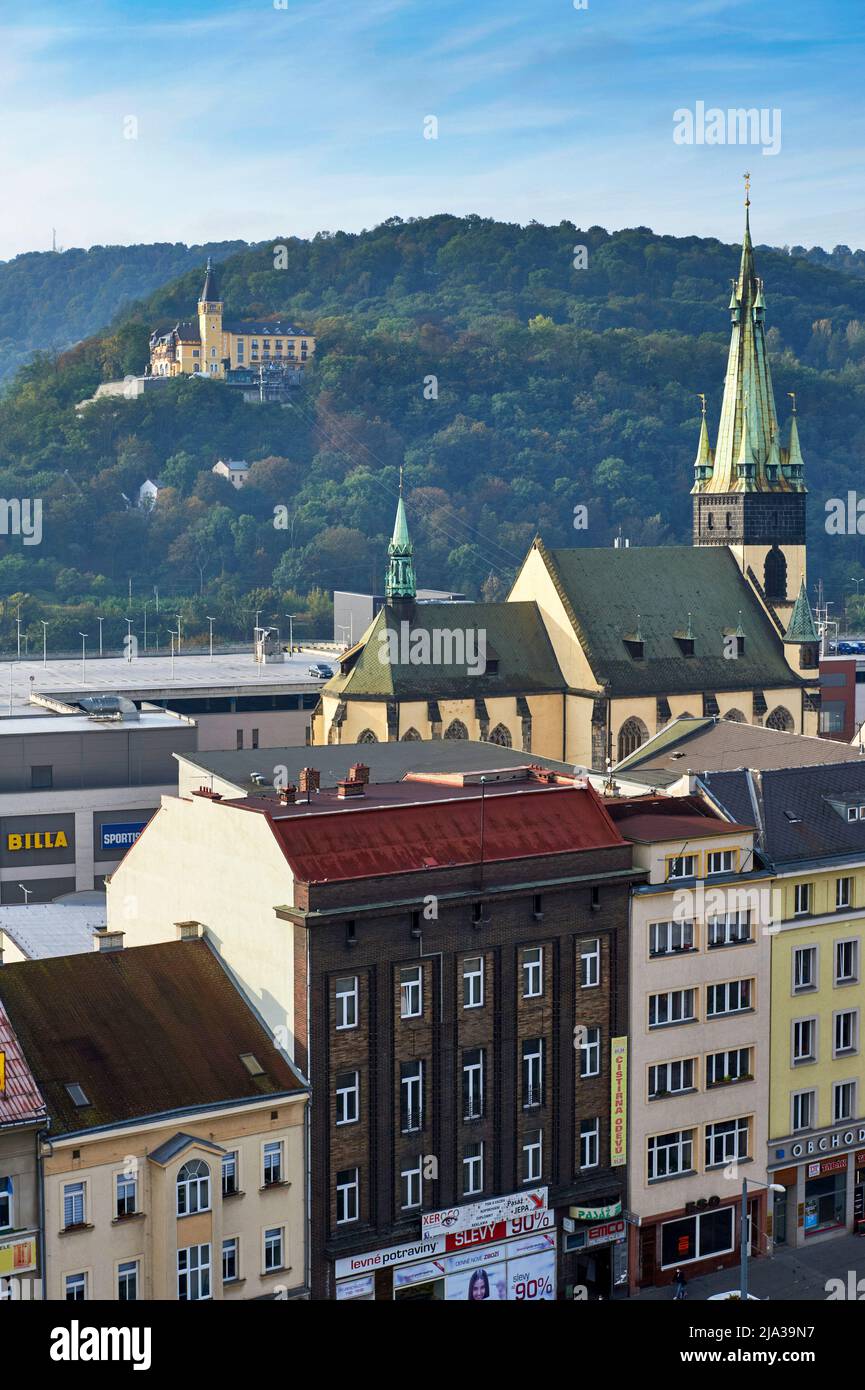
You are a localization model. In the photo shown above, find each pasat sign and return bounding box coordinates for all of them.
[421,1187,547,1237]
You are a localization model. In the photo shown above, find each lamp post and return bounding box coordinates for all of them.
[78,633,88,681]
[41,620,48,668]
[206,616,215,661]
[175,614,182,656]
[739,1177,785,1300]
[285,613,305,656]
[125,617,134,661]
[142,600,151,654]
[96,615,104,657]
[168,629,177,681]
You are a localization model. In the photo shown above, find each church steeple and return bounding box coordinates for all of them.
[200,256,220,307]
[385,468,416,603]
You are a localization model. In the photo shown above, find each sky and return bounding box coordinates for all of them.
[0,0,863,261]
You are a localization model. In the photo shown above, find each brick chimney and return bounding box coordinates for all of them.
[278,784,297,805]
[193,787,222,801]
[348,763,370,785]
[298,767,320,794]
[93,929,125,953]
[337,778,365,799]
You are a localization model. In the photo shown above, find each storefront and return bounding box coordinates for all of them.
[768,1121,865,1248]
[633,1191,761,1289]
[562,1201,629,1298]
[334,1190,557,1301]
[0,1233,38,1301]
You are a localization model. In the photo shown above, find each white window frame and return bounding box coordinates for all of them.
[335,975,358,1030]
[648,1057,695,1099]
[580,1118,600,1169]
[791,1088,815,1133]
[463,1049,484,1120]
[647,1129,694,1181]
[581,937,600,987]
[649,920,695,958]
[115,1170,137,1218]
[707,911,752,948]
[833,1008,859,1057]
[336,1168,359,1225]
[462,1142,483,1196]
[836,876,853,910]
[221,1150,239,1197]
[706,978,752,1018]
[63,1181,86,1229]
[792,1017,817,1064]
[835,938,859,986]
[522,1038,544,1107]
[705,1047,751,1087]
[400,1060,424,1133]
[463,956,484,1008]
[522,1129,542,1183]
[400,964,423,1019]
[580,1026,601,1078]
[263,1140,283,1187]
[176,1159,210,1217]
[793,944,818,993]
[522,945,543,999]
[117,1259,138,1301]
[706,849,735,876]
[178,1243,211,1301]
[648,988,696,1028]
[794,882,811,916]
[264,1227,284,1273]
[335,1071,360,1126]
[65,1271,87,1301]
[667,854,697,881]
[222,1236,239,1284]
[400,1157,423,1210]
[704,1116,750,1168]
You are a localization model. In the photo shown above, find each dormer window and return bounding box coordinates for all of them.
[623,636,644,660]
[674,634,695,657]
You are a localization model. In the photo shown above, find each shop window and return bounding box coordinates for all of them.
[660,1205,735,1269]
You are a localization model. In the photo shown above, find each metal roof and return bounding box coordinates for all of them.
[0,904,105,960]
[0,1002,47,1130]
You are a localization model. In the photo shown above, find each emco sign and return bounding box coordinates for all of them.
[99,822,147,855]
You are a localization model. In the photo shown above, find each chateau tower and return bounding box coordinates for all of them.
[692,181,807,625]
[197,257,225,378]
[385,470,416,613]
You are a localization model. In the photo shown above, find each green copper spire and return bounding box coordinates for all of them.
[783,578,819,644]
[385,467,416,602]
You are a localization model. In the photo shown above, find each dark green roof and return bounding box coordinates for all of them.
[328,601,565,699]
[538,542,804,697]
[783,579,819,644]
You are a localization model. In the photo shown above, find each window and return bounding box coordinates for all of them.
[30,765,53,789]
[793,946,817,992]
[580,937,600,987]
[706,1048,751,1087]
[835,939,859,985]
[115,1171,137,1218]
[648,1129,694,1181]
[251,728,259,749]
[792,1018,816,1064]
[792,1089,815,1132]
[463,1142,483,1196]
[580,1026,601,1078]
[335,1071,359,1126]
[463,956,484,1008]
[706,849,734,876]
[222,1237,239,1283]
[117,1260,138,1301]
[794,883,811,916]
[0,1177,11,1230]
[335,976,358,1030]
[649,920,695,957]
[834,1009,858,1056]
[263,1141,283,1186]
[176,1159,210,1216]
[706,978,752,1018]
[705,1116,749,1168]
[834,1081,857,1122]
[463,1049,484,1120]
[222,1151,239,1197]
[336,1169,359,1224]
[65,1272,87,1301]
[63,1181,86,1229]
[660,1206,734,1268]
[522,1130,542,1183]
[649,1058,695,1098]
[648,989,695,1028]
[522,946,543,998]
[667,854,698,881]
[400,1157,422,1211]
[400,965,423,1019]
[522,1038,544,1107]
[178,1244,211,1301]
[837,877,853,910]
[264,1227,284,1273]
[400,1061,424,1132]
[707,911,752,948]
[236,729,243,750]
[580,1118,600,1169]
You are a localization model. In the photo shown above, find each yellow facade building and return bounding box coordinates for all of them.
[149,258,315,380]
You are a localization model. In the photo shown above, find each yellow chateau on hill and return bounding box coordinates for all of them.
[149,259,315,380]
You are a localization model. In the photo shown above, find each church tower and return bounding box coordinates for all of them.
[692,180,806,625]
[385,470,417,615]
[197,257,225,378]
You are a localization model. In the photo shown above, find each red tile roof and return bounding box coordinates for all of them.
[271,782,627,883]
[0,1002,47,1130]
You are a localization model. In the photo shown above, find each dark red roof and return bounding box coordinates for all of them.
[0,1002,47,1130]
[271,782,626,883]
[606,793,752,842]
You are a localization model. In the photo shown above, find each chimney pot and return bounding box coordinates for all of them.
[278,784,297,805]
[348,762,370,785]
[337,778,365,799]
[298,767,321,794]
[93,929,125,953]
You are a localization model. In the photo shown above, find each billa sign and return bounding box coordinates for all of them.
[6,830,68,851]
[610,1036,628,1167]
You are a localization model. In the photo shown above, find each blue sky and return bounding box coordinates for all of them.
[1,0,863,259]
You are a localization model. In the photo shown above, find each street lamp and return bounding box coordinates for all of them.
[740,1177,785,1300]
[168,629,178,680]
[175,615,182,655]
[206,616,215,661]
[96,615,104,657]
[40,620,48,668]
[78,633,88,680]
[285,613,305,655]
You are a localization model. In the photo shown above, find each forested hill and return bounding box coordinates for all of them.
[1,214,864,651]
[0,241,247,383]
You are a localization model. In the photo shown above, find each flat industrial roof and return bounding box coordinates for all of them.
[0,646,336,717]
[0,711,189,736]
[0,903,106,959]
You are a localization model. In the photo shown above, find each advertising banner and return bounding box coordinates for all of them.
[422,1186,547,1237]
[610,1036,628,1167]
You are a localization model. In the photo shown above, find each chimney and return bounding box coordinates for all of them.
[278,784,297,805]
[175,920,205,941]
[337,778,365,799]
[298,767,320,794]
[193,787,222,801]
[93,929,124,953]
[348,763,370,785]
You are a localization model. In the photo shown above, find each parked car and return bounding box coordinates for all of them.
[308,663,334,679]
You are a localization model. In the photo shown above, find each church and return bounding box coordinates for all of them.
[310,196,821,767]
[149,258,315,380]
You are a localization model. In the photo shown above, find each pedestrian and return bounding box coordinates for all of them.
[673,1268,687,1300]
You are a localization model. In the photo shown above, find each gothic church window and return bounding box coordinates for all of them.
[444,720,469,741]
[617,716,649,762]
[764,547,787,601]
[357,729,378,744]
[487,724,513,748]
[766,706,794,733]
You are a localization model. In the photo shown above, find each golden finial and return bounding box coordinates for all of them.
[698,392,707,417]
[744,171,751,206]
[399,461,404,495]
[787,390,797,415]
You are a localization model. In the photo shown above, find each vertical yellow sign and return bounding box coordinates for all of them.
[0,1050,5,1093]
[610,1037,627,1167]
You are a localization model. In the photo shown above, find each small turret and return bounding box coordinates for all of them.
[385,467,417,605]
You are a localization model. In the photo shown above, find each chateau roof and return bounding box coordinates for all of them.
[327,600,565,700]
[531,540,804,697]
[223,321,310,337]
[702,762,865,866]
[200,257,220,303]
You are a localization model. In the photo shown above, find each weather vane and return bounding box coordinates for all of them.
[698,392,707,417]
[744,171,751,206]
[788,390,797,415]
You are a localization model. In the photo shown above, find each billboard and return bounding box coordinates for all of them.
[99,822,148,855]
[422,1186,548,1237]
[610,1036,628,1167]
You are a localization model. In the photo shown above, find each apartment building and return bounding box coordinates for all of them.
[605,794,772,1290]
[0,936,308,1300]
[704,763,865,1248]
[106,760,645,1299]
